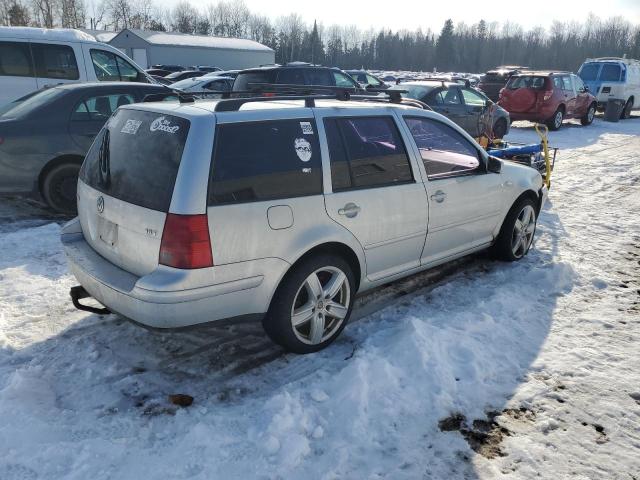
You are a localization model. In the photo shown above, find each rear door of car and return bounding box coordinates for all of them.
[459,87,488,137]
[320,111,428,281]
[32,41,86,90]
[428,87,468,132]
[0,40,38,106]
[401,114,503,265]
[571,74,591,116]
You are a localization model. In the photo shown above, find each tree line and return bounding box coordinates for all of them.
[1,0,639,72]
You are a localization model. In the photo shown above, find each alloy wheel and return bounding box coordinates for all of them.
[554,111,563,129]
[511,205,536,258]
[290,266,351,345]
[588,106,595,122]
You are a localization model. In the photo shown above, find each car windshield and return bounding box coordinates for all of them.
[579,63,600,81]
[0,88,64,118]
[600,64,621,81]
[506,76,547,90]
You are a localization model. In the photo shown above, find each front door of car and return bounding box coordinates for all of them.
[69,91,135,151]
[321,115,428,281]
[572,74,591,116]
[428,87,468,133]
[402,115,503,265]
[460,87,489,137]
[561,75,578,117]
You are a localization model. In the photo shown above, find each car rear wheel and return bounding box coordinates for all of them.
[493,197,538,262]
[492,118,508,139]
[621,98,633,119]
[581,103,596,125]
[263,254,355,353]
[547,108,563,131]
[41,163,80,215]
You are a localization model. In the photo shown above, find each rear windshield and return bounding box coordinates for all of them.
[233,71,272,91]
[79,109,190,212]
[506,76,547,90]
[0,87,64,118]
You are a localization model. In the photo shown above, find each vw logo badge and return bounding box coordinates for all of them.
[97,196,104,213]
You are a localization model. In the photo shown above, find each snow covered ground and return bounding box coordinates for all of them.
[0,116,639,479]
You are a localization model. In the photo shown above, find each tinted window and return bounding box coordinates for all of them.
[600,64,621,81]
[205,79,230,91]
[233,71,271,91]
[404,117,480,179]
[209,119,322,205]
[433,88,462,105]
[507,76,546,90]
[79,109,190,212]
[0,41,33,77]
[31,43,78,80]
[277,69,306,85]
[325,116,413,191]
[305,69,333,86]
[72,94,134,121]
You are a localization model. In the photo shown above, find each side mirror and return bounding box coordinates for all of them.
[487,156,502,173]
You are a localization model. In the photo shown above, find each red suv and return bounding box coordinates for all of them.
[498,72,597,130]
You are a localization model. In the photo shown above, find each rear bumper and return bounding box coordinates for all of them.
[61,218,289,328]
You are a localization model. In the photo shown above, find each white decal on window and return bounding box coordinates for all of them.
[300,121,314,135]
[120,119,142,135]
[150,116,180,134]
[294,138,312,162]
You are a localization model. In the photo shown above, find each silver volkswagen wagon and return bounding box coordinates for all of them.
[61,95,546,353]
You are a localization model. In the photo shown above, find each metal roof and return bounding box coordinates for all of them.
[118,29,274,53]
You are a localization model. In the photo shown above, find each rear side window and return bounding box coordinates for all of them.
[0,41,33,77]
[433,88,462,105]
[31,43,78,80]
[305,69,333,86]
[324,116,413,191]
[79,109,190,212]
[404,117,480,179]
[209,119,322,205]
[277,69,305,85]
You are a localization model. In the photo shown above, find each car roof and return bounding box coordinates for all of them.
[239,64,341,72]
[511,71,571,76]
[53,82,164,91]
[395,80,460,88]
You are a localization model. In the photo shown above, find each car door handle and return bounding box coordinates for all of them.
[430,190,446,203]
[338,203,361,218]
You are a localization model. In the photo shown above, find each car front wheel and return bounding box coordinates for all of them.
[493,197,538,261]
[492,118,508,139]
[581,103,596,125]
[263,254,355,353]
[621,98,633,119]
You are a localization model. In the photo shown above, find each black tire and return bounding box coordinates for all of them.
[41,163,80,215]
[493,196,538,262]
[263,254,356,354]
[546,108,563,131]
[621,98,633,120]
[492,118,508,139]
[580,103,596,126]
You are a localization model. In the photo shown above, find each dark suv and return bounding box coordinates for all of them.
[233,63,364,93]
[498,72,597,130]
[478,66,529,102]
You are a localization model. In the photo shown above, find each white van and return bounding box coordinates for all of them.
[578,57,640,118]
[0,27,151,107]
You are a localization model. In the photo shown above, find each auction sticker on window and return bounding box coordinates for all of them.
[121,119,142,135]
[150,116,180,134]
[294,138,312,162]
[300,121,314,135]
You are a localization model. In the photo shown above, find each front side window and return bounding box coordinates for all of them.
[209,119,322,205]
[573,75,586,92]
[91,50,120,81]
[31,43,78,80]
[71,93,134,121]
[366,74,383,87]
[461,88,486,106]
[333,71,357,88]
[115,56,140,82]
[404,117,480,179]
[0,41,33,77]
[325,116,413,191]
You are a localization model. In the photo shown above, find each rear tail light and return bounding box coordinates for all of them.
[542,90,553,101]
[262,92,276,97]
[159,214,213,269]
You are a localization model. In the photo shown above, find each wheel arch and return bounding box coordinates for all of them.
[38,154,84,197]
[287,242,363,291]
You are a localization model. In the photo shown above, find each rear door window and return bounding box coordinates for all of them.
[561,76,573,92]
[209,119,322,205]
[277,69,306,85]
[304,69,333,86]
[324,116,413,191]
[0,41,34,77]
[79,109,190,212]
[433,88,462,105]
[31,43,79,80]
[404,116,480,179]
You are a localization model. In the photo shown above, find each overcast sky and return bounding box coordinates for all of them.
[182,0,640,31]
